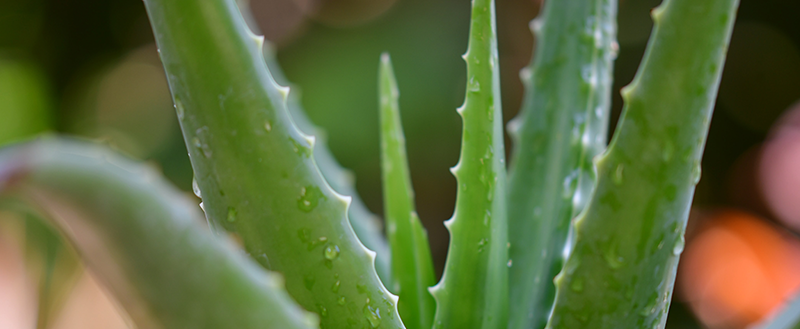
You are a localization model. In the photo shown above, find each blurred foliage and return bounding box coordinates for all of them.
[0,59,52,145]
[1,0,799,327]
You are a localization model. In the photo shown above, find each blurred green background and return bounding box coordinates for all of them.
[1,0,799,327]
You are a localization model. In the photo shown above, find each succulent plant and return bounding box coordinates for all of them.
[0,0,764,328]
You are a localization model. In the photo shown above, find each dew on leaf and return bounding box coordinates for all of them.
[193,128,213,158]
[175,98,185,120]
[306,236,327,251]
[691,161,702,185]
[297,185,326,212]
[468,76,481,93]
[192,137,201,148]
[324,243,340,260]
[363,304,381,328]
[192,178,201,198]
[672,235,685,255]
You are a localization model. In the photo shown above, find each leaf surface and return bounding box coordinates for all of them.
[142,0,403,327]
[0,139,319,329]
[547,0,740,327]
[379,54,436,329]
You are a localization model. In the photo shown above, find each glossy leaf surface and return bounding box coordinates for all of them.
[506,0,617,327]
[142,0,403,327]
[429,0,509,326]
[547,0,739,327]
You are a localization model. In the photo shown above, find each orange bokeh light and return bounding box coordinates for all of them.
[680,210,800,328]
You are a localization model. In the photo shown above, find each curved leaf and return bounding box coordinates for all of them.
[0,138,319,329]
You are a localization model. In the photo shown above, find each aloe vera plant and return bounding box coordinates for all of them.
[0,0,752,328]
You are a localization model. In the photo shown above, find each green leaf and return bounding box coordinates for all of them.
[0,138,318,329]
[379,53,436,329]
[506,0,617,327]
[291,102,393,287]
[428,0,509,326]
[142,0,403,327]
[546,0,739,327]
[253,19,392,286]
[23,210,80,329]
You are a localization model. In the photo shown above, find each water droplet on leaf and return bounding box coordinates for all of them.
[297,185,326,212]
[691,162,702,185]
[363,304,381,328]
[324,243,340,260]
[468,76,481,93]
[306,236,327,251]
[175,98,185,120]
[192,178,202,198]
[672,235,685,255]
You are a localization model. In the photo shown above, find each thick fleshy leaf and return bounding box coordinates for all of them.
[142,0,403,327]
[428,0,509,326]
[546,0,739,327]
[246,14,391,285]
[0,138,319,329]
[506,0,617,327]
